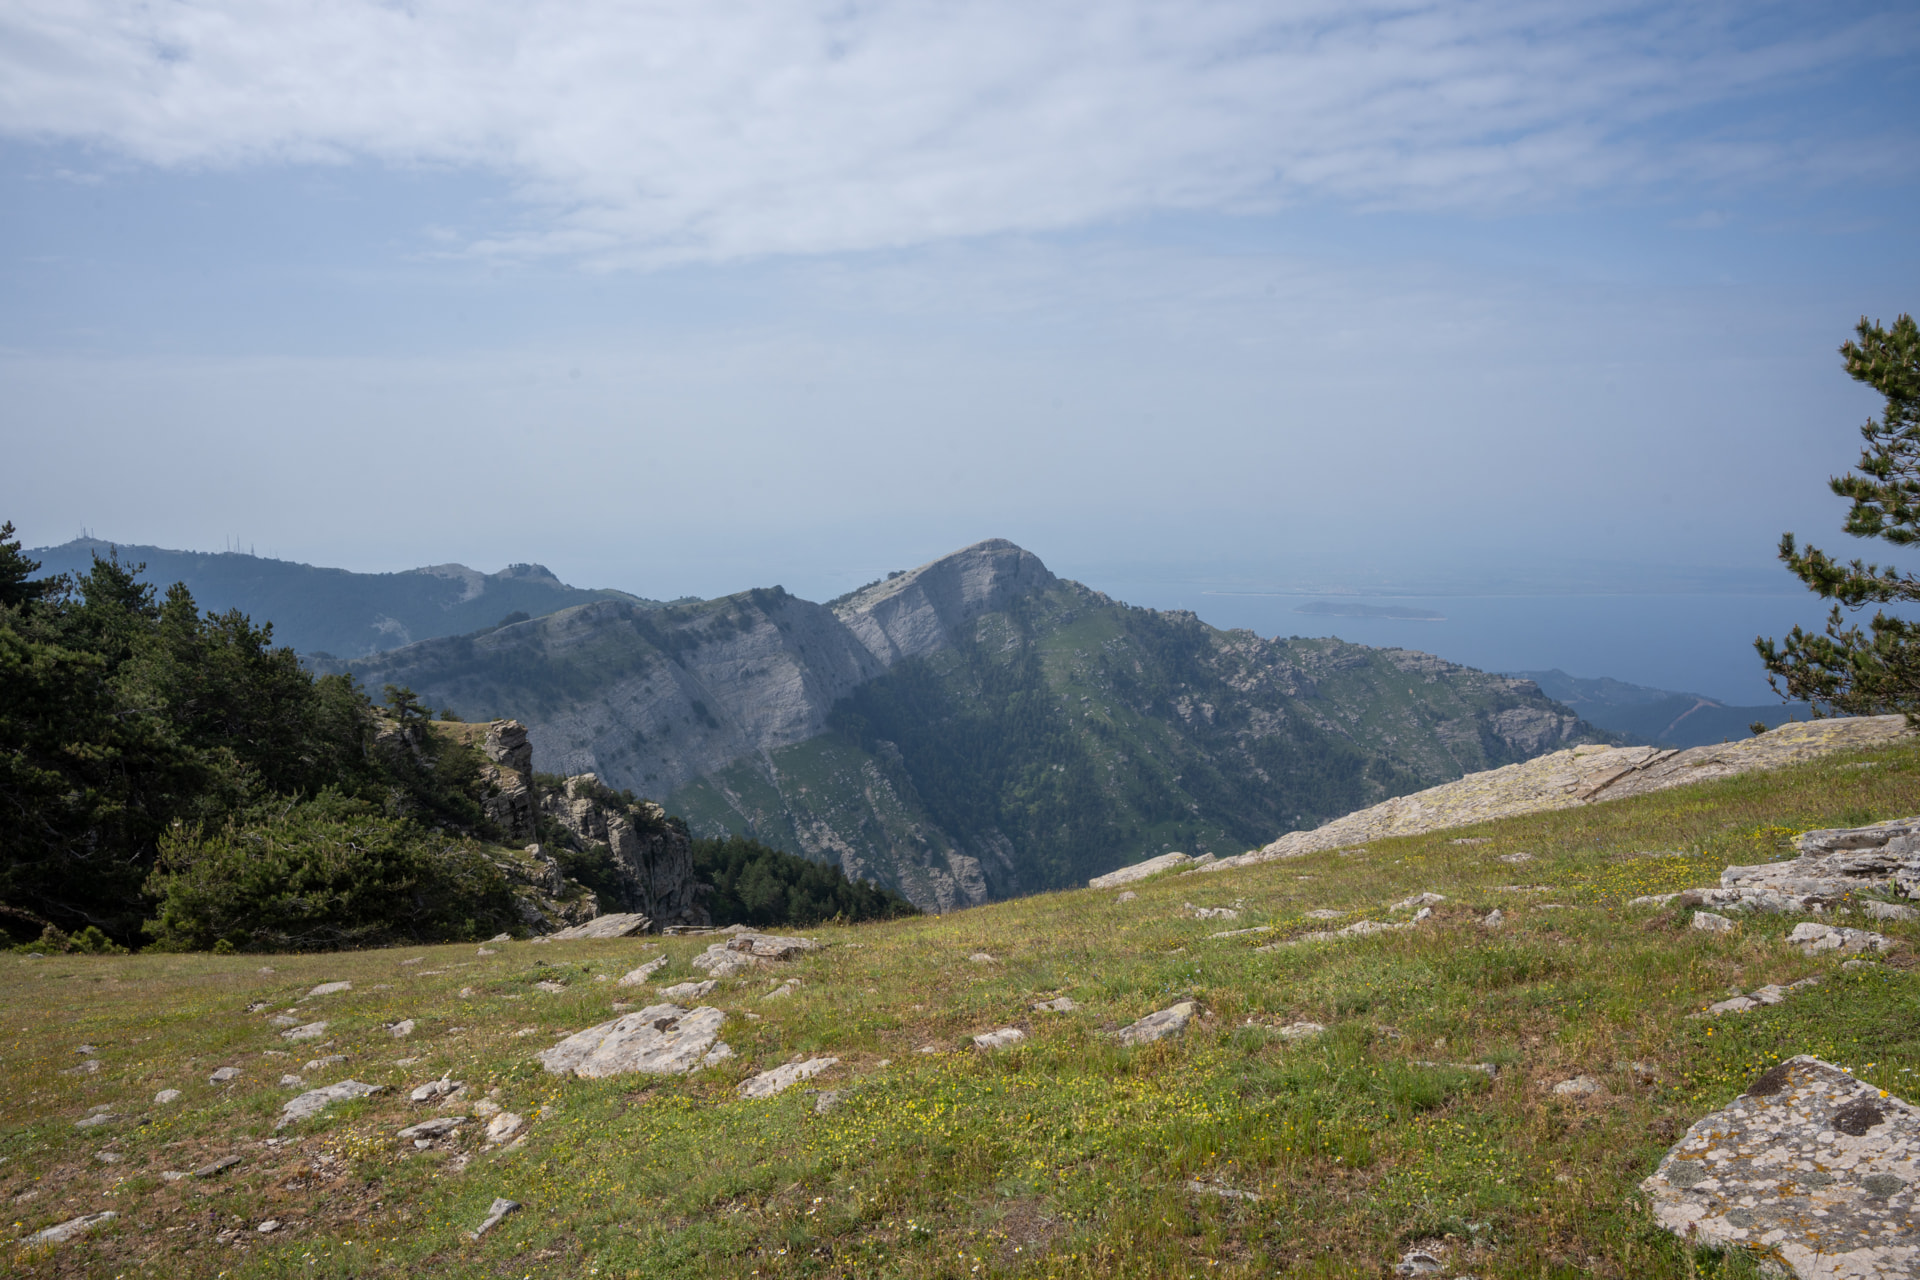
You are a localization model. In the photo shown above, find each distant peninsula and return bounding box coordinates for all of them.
[1295,601,1446,621]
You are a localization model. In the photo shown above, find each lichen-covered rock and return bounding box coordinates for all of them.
[1642,1055,1919,1278]
[537,1004,726,1078]
[738,1057,838,1098]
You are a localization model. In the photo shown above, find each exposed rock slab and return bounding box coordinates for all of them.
[1118,1001,1198,1047]
[1642,1055,1919,1278]
[1089,852,1195,889]
[536,1004,726,1078]
[738,1057,839,1098]
[972,1028,1026,1050]
[277,1079,386,1130]
[27,1211,117,1246]
[1209,717,1910,873]
[617,956,669,986]
[727,932,822,960]
[1637,817,1920,920]
[549,912,652,940]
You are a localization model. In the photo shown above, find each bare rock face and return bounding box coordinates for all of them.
[1642,1056,1918,1278]
[542,775,707,928]
[536,1004,726,1078]
[834,538,1058,667]
[478,720,536,841]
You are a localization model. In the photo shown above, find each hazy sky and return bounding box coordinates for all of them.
[3,1,1918,696]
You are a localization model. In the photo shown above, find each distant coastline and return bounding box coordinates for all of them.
[1295,601,1446,621]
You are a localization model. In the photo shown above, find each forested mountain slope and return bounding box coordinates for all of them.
[333,541,1608,910]
[28,539,667,659]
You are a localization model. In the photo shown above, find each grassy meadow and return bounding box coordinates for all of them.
[6,739,1920,1278]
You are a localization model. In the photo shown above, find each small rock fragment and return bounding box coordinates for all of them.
[617,955,669,987]
[658,980,716,1002]
[1391,892,1446,911]
[1552,1075,1601,1097]
[396,1116,465,1140]
[154,1088,182,1104]
[476,947,497,956]
[1032,996,1080,1012]
[303,1054,348,1071]
[1115,891,1138,903]
[470,1196,521,1239]
[1118,1001,1198,1047]
[1480,909,1504,928]
[814,1090,842,1114]
[738,1057,839,1099]
[972,1028,1026,1050]
[761,980,798,1000]
[700,1042,734,1068]
[192,1155,242,1178]
[73,1112,114,1129]
[532,980,568,994]
[1691,911,1736,933]
[256,1220,280,1234]
[208,1066,241,1084]
[484,1112,524,1144]
[307,982,351,997]
[1497,851,1535,864]
[1788,922,1891,954]
[411,1077,461,1103]
[389,1019,416,1037]
[27,1212,117,1245]
[62,1059,101,1076]
[1276,1021,1326,1040]
[969,952,996,964]
[1185,1180,1261,1201]
[281,1021,328,1042]
[1394,1251,1445,1276]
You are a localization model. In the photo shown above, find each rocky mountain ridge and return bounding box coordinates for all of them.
[336,540,1610,910]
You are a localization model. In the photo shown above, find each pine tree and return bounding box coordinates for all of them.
[1757,313,1920,717]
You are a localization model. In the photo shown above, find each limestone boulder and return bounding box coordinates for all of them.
[537,1004,726,1078]
[726,932,822,960]
[1642,1056,1919,1278]
[1118,1001,1198,1047]
[548,912,652,940]
[276,1079,386,1130]
[738,1057,839,1099]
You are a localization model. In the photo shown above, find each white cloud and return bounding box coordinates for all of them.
[0,1,1909,260]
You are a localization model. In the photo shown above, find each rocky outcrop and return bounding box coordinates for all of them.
[542,774,707,928]
[1089,852,1204,889]
[1632,815,1920,920]
[1643,1056,1919,1278]
[537,1004,727,1078]
[1203,717,1911,873]
[478,719,536,841]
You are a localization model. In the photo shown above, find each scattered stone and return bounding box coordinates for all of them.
[727,932,823,960]
[279,1074,305,1087]
[701,1042,734,1068]
[154,1088,182,1104]
[1089,852,1196,889]
[969,952,997,963]
[489,932,512,942]
[95,1151,122,1164]
[256,1220,280,1234]
[459,987,475,999]
[396,1116,465,1140]
[192,1155,243,1178]
[73,1112,114,1130]
[689,944,758,977]
[281,1021,328,1042]
[267,1013,300,1028]
[485,1112,524,1144]
[208,1066,241,1084]
[402,957,423,965]
[1209,925,1274,938]
[1498,851,1536,864]
[307,982,351,998]
[1393,1251,1445,1276]
[549,913,652,940]
[532,980,569,993]
[276,1080,386,1130]
[1268,910,1432,947]
[1392,892,1446,911]
[62,1059,101,1077]
[27,1212,117,1246]
[1692,911,1737,933]
[973,1028,1026,1050]
[1644,1055,1920,1278]
[1302,908,1345,920]
[470,1196,521,1240]
[1864,900,1920,922]
[1480,909,1504,928]
[389,1020,416,1038]
[1115,891,1138,903]
[814,1090,843,1114]
[1552,1075,1601,1098]
[1788,922,1892,955]
[1033,997,1080,1013]
[303,1054,348,1071]
[476,947,497,956]
[1276,1021,1326,1040]
[761,980,798,1000]
[75,1043,98,1054]
[738,1057,840,1099]
[617,956,669,986]
[1451,837,1491,846]
[410,1077,461,1103]
[658,980,716,1001]
[1184,1179,1261,1202]
[1694,977,1821,1017]
[1416,1060,1499,1078]
[257,966,275,974]
[537,1004,727,1078]
[1118,1001,1198,1047]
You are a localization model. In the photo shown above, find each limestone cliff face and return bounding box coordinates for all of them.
[541,774,707,928]
[834,539,1058,665]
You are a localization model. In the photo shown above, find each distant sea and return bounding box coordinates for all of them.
[1095,585,1915,706]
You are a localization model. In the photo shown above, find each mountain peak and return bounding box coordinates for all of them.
[836,538,1057,665]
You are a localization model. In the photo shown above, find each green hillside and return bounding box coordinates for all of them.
[5,725,1915,1278]
[28,539,672,659]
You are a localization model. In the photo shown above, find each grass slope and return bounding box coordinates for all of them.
[9,743,1919,1278]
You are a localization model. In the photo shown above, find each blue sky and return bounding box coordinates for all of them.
[3,1,1918,700]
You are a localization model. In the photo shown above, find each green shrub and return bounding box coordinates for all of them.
[143,791,519,951]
